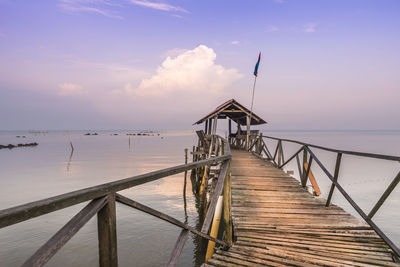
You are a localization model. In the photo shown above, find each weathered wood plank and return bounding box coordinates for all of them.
[205,149,399,266]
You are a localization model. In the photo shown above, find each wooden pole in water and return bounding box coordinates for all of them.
[200,116,218,196]
[67,131,74,152]
[183,149,188,196]
[183,148,188,222]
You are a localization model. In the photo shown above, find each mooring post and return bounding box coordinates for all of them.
[97,193,118,267]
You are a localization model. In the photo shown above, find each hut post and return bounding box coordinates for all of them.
[208,119,213,135]
[205,120,208,134]
[246,115,251,150]
[228,119,232,144]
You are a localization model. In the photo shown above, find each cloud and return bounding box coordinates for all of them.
[58,0,122,19]
[230,40,240,45]
[266,25,279,32]
[124,45,242,97]
[303,23,317,33]
[129,0,188,13]
[58,83,86,96]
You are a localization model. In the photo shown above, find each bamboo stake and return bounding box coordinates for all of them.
[205,195,223,261]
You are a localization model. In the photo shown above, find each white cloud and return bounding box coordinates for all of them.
[58,0,122,19]
[129,0,188,13]
[59,83,86,96]
[125,45,242,97]
[266,25,279,32]
[303,23,317,33]
[231,41,240,45]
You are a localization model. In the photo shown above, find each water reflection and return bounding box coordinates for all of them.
[0,130,203,266]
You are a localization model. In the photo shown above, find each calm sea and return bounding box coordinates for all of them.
[0,130,399,266]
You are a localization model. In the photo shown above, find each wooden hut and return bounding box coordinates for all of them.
[194,99,267,149]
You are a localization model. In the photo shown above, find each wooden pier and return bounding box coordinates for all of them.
[204,149,398,266]
[1,99,399,266]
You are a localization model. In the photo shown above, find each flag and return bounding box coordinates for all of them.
[253,52,261,77]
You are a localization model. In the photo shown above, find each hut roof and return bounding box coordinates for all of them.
[193,99,267,126]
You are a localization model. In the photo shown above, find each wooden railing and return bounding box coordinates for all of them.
[0,136,232,267]
[241,133,400,259]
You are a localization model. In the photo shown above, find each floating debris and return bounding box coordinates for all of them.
[0,143,38,149]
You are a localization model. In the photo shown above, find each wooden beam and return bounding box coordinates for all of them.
[98,194,118,267]
[304,162,321,196]
[201,160,230,234]
[368,170,400,219]
[326,153,342,207]
[115,194,228,247]
[22,197,107,267]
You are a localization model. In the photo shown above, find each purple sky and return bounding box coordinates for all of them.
[0,0,399,130]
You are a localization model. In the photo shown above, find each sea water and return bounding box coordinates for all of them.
[0,130,399,266]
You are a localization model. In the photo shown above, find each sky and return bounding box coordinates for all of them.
[0,0,399,130]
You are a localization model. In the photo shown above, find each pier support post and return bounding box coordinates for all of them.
[98,193,118,267]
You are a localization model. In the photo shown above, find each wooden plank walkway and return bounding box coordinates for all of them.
[205,149,399,267]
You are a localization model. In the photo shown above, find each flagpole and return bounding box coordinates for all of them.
[250,75,257,115]
[246,75,257,150]
[247,52,260,150]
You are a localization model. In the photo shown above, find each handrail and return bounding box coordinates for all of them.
[0,135,232,267]
[263,134,400,161]
[244,134,400,259]
[0,152,230,229]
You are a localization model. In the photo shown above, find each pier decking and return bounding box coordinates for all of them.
[205,149,398,267]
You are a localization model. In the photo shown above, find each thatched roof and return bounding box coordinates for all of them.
[193,99,267,126]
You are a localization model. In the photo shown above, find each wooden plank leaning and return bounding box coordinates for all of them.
[115,194,228,247]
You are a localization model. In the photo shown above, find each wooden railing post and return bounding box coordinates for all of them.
[277,141,282,167]
[302,147,308,187]
[98,193,118,267]
[257,133,262,155]
[326,153,342,207]
[223,163,232,246]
